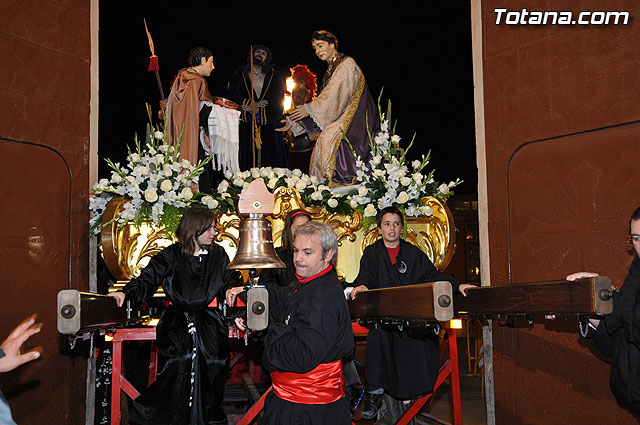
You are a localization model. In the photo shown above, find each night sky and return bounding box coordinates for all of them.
[98,2,477,193]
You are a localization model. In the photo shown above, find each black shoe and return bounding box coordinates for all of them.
[361,392,383,420]
[347,384,362,419]
[347,384,362,407]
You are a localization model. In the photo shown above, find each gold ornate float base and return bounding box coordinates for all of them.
[101,189,455,290]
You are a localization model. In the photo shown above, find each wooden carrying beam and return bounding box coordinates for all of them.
[57,290,148,335]
[348,281,454,322]
[454,276,613,317]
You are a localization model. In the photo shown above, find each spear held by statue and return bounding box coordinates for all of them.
[144,19,166,121]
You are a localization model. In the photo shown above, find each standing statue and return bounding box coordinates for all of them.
[278,30,378,187]
[227,45,287,170]
[165,46,216,192]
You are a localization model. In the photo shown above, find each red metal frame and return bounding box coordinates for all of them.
[235,323,462,425]
[108,328,158,425]
[108,323,461,425]
[392,327,462,425]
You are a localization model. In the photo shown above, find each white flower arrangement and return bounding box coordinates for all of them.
[213,167,352,215]
[89,127,211,235]
[89,99,461,237]
[345,97,462,230]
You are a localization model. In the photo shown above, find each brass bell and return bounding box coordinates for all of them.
[227,179,285,270]
[227,215,285,270]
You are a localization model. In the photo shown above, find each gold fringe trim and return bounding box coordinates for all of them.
[327,69,366,188]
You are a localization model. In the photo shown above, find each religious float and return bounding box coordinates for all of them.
[75,97,614,425]
[89,103,462,288]
[79,102,466,424]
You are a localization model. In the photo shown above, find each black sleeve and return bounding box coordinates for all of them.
[352,247,379,289]
[122,247,173,306]
[259,267,283,287]
[589,321,614,358]
[265,69,285,124]
[263,302,344,373]
[415,250,462,293]
[226,69,246,105]
[219,247,244,297]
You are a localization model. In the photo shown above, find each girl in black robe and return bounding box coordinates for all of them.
[110,206,243,425]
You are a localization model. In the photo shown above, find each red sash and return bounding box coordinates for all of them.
[271,359,345,404]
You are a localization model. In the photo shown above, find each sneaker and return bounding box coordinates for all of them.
[361,392,383,420]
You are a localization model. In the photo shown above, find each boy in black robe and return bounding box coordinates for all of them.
[349,206,474,421]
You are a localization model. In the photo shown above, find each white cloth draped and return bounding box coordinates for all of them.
[200,101,241,174]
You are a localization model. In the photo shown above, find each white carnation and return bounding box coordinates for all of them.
[364,204,377,217]
[397,191,409,204]
[201,195,218,210]
[110,173,122,184]
[267,177,279,189]
[180,186,193,199]
[421,206,434,216]
[160,179,173,192]
[373,169,386,178]
[144,188,158,202]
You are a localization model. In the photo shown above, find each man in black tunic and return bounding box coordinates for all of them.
[349,206,474,421]
[261,221,354,424]
[567,205,640,411]
[227,44,287,170]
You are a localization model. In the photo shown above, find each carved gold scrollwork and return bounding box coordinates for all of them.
[100,197,176,284]
[100,193,455,288]
[215,214,240,248]
[410,197,456,270]
[322,210,363,246]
